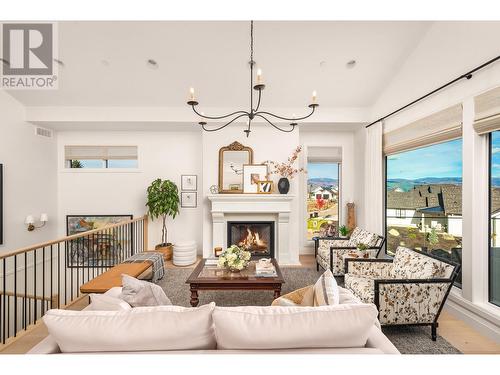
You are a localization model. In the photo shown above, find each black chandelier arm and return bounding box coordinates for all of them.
[253,88,262,112]
[254,114,296,133]
[191,105,249,120]
[200,113,249,132]
[255,105,316,122]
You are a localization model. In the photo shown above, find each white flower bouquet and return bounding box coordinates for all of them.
[217,245,252,272]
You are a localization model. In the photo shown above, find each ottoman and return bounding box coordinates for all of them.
[173,240,197,266]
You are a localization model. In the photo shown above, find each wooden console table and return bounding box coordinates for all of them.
[186,259,284,307]
[80,262,152,294]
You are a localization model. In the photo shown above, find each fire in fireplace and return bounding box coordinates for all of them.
[227,221,275,257]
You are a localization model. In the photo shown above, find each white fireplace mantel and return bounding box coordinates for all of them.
[207,194,296,264]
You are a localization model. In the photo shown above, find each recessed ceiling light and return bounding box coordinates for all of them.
[53,58,65,67]
[0,58,10,66]
[346,60,357,68]
[319,61,327,68]
[101,59,110,67]
[147,59,159,69]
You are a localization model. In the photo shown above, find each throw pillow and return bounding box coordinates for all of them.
[313,269,340,306]
[300,286,315,306]
[119,274,172,307]
[90,293,132,311]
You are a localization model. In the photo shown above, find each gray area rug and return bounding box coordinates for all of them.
[158,266,460,354]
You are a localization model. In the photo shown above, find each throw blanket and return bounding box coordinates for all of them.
[123,252,165,283]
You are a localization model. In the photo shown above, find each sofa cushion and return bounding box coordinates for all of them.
[212,304,378,350]
[119,274,172,307]
[43,303,216,353]
[344,274,375,303]
[391,246,454,279]
[89,293,131,311]
[348,227,378,247]
[313,269,340,306]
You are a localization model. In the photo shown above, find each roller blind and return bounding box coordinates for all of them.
[474,86,500,134]
[383,104,462,155]
[65,146,138,160]
[307,146,342,163]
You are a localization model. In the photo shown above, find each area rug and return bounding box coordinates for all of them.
[157,267,461,354]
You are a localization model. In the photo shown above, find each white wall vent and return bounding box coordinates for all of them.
[35,126,53,138]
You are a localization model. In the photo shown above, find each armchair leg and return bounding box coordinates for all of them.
[316,261,319,271]
[431,322,438,341]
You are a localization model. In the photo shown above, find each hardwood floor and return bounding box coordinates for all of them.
[1,254,499,354]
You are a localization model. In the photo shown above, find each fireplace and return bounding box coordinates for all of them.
[227,221,275,258]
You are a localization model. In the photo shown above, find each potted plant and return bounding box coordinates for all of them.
[356,242,370,258]
[217,245,251,272]
[146,178,180,260]
[264,146,305,194]
[339,225,350,238]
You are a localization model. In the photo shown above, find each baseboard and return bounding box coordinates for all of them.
[445,292,500,344]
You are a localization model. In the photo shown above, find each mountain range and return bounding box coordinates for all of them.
[308,178,338,188]
[388,177,500,192]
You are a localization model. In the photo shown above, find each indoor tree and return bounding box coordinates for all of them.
[146,178,180,247]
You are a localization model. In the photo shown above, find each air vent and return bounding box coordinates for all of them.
[35,126,53,138]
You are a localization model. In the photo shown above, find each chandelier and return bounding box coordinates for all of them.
[186,21,319,137]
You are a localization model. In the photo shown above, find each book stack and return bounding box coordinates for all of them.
[205,257,219,267]
[255,261,277,277]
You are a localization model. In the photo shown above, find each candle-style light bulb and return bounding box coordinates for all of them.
[312,90,317,104]
[257,69,262,84]
[189,87,195,100]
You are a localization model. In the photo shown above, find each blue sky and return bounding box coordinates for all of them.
[387,138,463,180]
[307,162,339,179]
[492,131,500,178]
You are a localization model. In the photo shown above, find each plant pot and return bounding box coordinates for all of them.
[155,243,173,261]
[277,177,290,194]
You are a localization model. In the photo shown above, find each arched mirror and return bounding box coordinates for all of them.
[218,141,253,193]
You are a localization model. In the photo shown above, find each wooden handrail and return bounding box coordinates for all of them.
[0,215,148,260]
[0,291,54,302]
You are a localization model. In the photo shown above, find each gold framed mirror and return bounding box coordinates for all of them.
[218,141,253,193]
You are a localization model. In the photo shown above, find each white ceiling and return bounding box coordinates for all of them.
[6,21,432,109]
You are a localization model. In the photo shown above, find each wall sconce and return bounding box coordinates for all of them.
[25,214,48,231]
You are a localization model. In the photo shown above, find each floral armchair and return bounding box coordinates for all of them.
[344,246,460,341]
[314,227,385,276]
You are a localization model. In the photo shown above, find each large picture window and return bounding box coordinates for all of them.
[385,138,463,286]
[489,131,500,307]
[307,162,340,240]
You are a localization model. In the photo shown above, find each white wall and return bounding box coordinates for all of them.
[0,90,58,254]
[353,127,366,229]
[56,131,203,251]
[299,130,357,250]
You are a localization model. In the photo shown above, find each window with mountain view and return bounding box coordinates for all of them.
[489,131,500,306]
[307,162,340,240]
[386,138,463,287]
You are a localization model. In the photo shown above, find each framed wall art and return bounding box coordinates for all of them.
[181,192,197,208]
[243,164,269,193]
[181,175,197,191]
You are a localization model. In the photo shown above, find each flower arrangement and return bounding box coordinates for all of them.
[264,146,306,179]
[217,245,251,272]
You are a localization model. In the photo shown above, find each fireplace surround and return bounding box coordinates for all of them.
[227,221,275,257]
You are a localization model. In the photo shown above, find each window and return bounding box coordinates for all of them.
[307,162,340,240]
[489,131,500,306]
[385,138,463,287]
[65,146,138,169]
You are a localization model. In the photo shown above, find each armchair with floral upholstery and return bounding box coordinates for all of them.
[314,227,385,276]
[344,246,460,340]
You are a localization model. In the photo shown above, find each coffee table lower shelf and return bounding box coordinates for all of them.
[185,259,285,307]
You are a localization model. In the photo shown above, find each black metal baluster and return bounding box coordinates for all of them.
[42,247,46,315]
[57,243,61,309]
[70,240,74,302]
[50,245,54,309]
[64,242,67,306]
[87,235,90,284]
[14,255,17,336]
[28,252,32,326]
[33,249,37,324]
[3,258,6,344]
[24,252,27,330]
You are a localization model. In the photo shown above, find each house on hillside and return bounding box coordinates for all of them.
[386,184,463,236]
[308,185,337,201]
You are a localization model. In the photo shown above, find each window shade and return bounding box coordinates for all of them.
[473,86,500,134]
[65,146,138,160]
[383,104,462,155]
[307,146,342,163]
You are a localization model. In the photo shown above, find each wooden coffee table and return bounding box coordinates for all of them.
[186,258,285,307]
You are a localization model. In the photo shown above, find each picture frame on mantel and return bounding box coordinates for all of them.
[243,164,269,194]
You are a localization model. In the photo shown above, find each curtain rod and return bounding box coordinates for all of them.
[365,54,500,128]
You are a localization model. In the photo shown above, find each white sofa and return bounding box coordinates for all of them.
[29,287,399,354]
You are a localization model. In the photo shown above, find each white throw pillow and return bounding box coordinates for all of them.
[213,304,378,350]
[119,274,171,307]
[43,303,216,353]
[89,294,131,311]
[274,298,299,306]
[313,269,340,306]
